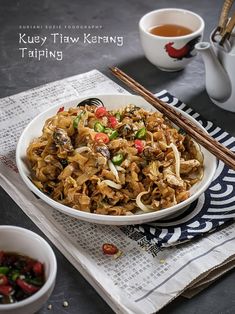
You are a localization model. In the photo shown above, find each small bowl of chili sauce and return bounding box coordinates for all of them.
[0,251,45,304]
[0,226,57,314]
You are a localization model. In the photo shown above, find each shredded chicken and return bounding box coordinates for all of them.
[180,159,201,174]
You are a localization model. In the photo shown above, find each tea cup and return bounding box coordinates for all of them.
[139,8,205,71]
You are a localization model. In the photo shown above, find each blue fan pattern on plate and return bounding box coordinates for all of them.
[122,91,235,247]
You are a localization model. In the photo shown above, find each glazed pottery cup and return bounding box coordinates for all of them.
[139,8,205,71]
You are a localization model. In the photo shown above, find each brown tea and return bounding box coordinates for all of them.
[149,24,193,37]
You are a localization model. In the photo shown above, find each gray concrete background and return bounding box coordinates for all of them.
[0,0,235,313]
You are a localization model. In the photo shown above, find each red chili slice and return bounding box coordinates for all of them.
[57,106,64,113]
[0,285,13,296]
[33,262,43,276]
[23,259,35,273]
[16,279,39,294]
[94,133,110,144]
[108,115,118,128]
[95,106,108,118]
[0,274,8,285]
[102,243,118,255]
[134,139,144,153]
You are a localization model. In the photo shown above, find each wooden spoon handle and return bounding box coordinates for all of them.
[218,0,234,31]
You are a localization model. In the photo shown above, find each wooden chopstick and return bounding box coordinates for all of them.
[110,66,235,170]
[220,10,235,45]
[212,0,234,41]
[218,0,234,33]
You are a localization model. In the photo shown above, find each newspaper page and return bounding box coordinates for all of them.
[1,69,235,314]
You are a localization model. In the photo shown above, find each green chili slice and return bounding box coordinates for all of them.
[135,127,146,139]
[94,121,105,133]
[73,110,85,129]
[26,278,44,286]
[0,267,9,275]
[109,130,119,140]
[115,112,122,121]
[104,128,113,134]
[11,270,20,281]
[112,153,124,165]
[104,128,119,140]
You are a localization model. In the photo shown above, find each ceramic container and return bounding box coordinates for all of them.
[195,29,235,112]
[139,8,205,71]
[0,226,57,314]
[16,94,217,225]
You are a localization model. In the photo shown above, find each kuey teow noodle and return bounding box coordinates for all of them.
[27,103,204,215]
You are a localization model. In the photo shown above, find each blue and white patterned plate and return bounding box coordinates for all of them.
[123,91,235,247]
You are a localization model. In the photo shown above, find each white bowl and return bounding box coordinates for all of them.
[16,94,217,225]
[0,226,57,314]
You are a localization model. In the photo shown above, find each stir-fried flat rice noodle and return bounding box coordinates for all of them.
[27,104,204,215]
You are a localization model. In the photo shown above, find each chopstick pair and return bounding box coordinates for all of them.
[219,10,235,45]
[212,0,234,38]
[211,0,235,46]
[110,67,235,170]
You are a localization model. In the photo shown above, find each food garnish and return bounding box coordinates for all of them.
[94,121,105,133]
[108,115,118,128]
[135,127,147,139]
[95,106,108,118]
[112,153,124,165]
[73,110,85,129]
[102,243,118,255]
[134,139,144,153]
[115,112,122,121]
[57,106,64,113]
[94,133,110,144]
[0,251,45,304]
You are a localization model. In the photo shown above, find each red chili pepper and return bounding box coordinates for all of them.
[0,285,13,296]
[102,243,118,255]
[108,115,118,128]
[23,259,35,273]
[16,279,39,294]
[57,106,64,113]
[94,133,110,144]
[134,139,144,153]
[95,106,108,118]
[33,262,43,276]
[0,274,8,285]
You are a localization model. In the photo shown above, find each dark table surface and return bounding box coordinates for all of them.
[1,0,235,313]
